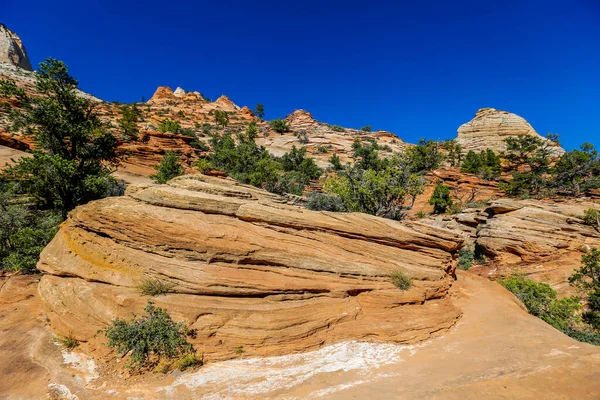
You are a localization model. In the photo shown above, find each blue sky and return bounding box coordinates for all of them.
[3,0,599,149]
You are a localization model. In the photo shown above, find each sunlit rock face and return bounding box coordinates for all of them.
[0,23,32,71]
[38,174,463,361]
[456,108,564,155]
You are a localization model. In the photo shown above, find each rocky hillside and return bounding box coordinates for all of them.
[457,107,565,155]
[0,23,31,71]
[37,174,464,362]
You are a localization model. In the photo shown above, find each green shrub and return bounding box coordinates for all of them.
[329,153,343,171]
[390,270,412,290]
[253,103,265,120]
[209,132,281,191]
[458,246,475,270]
[102,302,194,369]
[117,104,141,140]
[158,119,180,134]
[428,181,453,214]
[173,353,203,371]
[569,248,600,330]
[405,139,443,173]
[317,145,328,153]
[416,211,426,219]
[234,346,245,355]
[0,189,61,274]
[305,193,346,212]
[0,59,122,219]
[499,275,581,331]
[57,333,79,350]
[138,277,175,296]
[269,118,289,133]
[195,158,212,174]
[330,125,345,132]
[360,125,372,132]
[461,149,501,180]
[150,151,185,184]
[213,110,229,128]
[297,131,309,144]
[582,208,600,231]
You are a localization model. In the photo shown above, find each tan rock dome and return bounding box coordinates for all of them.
[456,108,564,155]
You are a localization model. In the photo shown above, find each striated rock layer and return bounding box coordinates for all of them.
[38,175,464,361]
[456,108,564,155]
[0,23,32,71]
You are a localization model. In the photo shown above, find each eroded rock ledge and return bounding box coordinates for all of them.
[38,175,464,361]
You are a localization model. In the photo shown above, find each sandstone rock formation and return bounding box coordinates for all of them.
[456,108,564,155]
[424,197,600,297]
[0,23,32,71]
[37,174,464,362]
[258,109,409,166]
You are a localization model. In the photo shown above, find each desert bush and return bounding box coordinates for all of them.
[405,139,443,173]
[150,151,184,184]
[117,104,141,140]
[360,125,372,132]
[461,149,501,180]
[305,192,346,212]
[329,153,343,171]
[158,119,180,134]
[57,333,79,350]
[390,269,412,290]
[569,248,600,329]
[317,145,328,153]
[213,110,229,128]
[102,302,194,369]
[253,103,265,120]
[269,118,289,133]
[499,275,581,331]
[138,277,175,296]
[195,158,212,174]
[429,181,453,214]
[297,130,309,144]
[458,246,475,270]
[552,142,600,196]
[173,353,203,371]
[330,124,345,132]
[582,208,600,231]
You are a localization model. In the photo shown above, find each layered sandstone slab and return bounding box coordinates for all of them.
[38,175,463,361]
[468,198,600,296]
[456,108,565,155]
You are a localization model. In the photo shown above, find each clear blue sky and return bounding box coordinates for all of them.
[3,0,599,149]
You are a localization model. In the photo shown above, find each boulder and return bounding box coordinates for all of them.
[38,175,464,361]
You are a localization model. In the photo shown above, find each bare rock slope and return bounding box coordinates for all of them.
[457,107,565,155]
[37,174,464,361]
[0,23,32,71]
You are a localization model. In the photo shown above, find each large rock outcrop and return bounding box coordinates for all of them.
[426,197,600,296]
[0,23,32,71]
[38,175,464,361]
[456,108,564,155]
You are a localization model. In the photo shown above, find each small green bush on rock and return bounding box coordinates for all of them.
[138,277,175,296]
[390,270,412,291]
[102,302,194,369]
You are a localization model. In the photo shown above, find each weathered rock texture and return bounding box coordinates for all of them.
[456,108,565,155]
[258,109,409,167]
[0,23,32,71]
[425,197,600,297]
[38,174,464,361]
